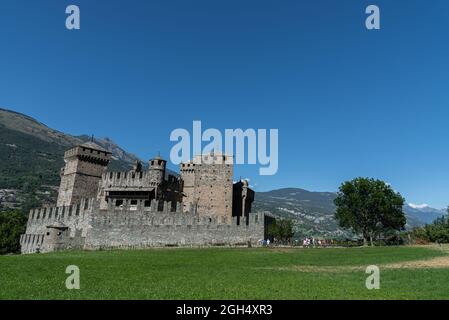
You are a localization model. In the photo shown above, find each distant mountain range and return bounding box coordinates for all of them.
[253,188,447,238]
[403,204,447,225]
[1,108,446,236]
[253,188,348,238]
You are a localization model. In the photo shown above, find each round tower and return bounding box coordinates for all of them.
[149,155,166,185]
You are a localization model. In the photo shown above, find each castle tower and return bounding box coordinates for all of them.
[57,142,111,207]
[41,222,69,253]
[180,161,196,213]
[148,155,166,186]
[180,153,233,219]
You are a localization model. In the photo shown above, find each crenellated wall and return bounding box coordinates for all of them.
[21,198,269,254]
[101,171,161,188]
[86,209,265,249]
[20,234,45,254]
[20,198,96,254]
[24,198,96,235]
[97,167,183,210]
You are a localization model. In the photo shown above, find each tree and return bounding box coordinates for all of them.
[410,213,449,244]
[0,210,27,254]
[268,219,295,244]
[334,177,406,246]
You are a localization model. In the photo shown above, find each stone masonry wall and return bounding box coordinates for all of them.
[20,198,95,254]
[180,154,233,220]
[21,198,267,253]
[57,145,110,206]
[86,208,265,249]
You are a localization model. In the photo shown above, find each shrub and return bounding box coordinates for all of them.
[409,215,449,244]
[0,210,27,254]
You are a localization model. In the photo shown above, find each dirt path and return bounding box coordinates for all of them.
[258,245,449,272]
[382,255,449,269]
[264,255,449,273]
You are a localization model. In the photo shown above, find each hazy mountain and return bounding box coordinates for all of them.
[404,204,447,225]
[253,188,349,238]
[253,188,447,238]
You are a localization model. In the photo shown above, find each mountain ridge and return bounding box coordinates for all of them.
[253,188,447,238]
[0,107,143,211]
[1,108,446,236]
[0,107,141,165]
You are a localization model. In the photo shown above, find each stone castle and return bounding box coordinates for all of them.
[20,142,273,253]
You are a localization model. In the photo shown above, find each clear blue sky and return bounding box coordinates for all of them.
[1,1,448,207]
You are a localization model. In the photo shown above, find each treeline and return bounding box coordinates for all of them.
[409,212,449,244]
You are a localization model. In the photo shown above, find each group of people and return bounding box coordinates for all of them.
[257,238,332,247]
[301,237,331,248]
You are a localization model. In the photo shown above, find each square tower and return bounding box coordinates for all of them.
[180,154,233,219]
[57,142,111,206]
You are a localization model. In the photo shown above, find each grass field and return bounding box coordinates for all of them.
[1,245,449,299]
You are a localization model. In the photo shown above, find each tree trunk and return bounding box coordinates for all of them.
[363,237,368,246]
[369,235,374,247]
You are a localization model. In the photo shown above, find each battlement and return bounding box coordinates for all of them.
[100,199,265,226]
[21,198,96,254]
[87,210,267,249]
[28,198,97,223]
[105,198,183,213]
[22,195,270,252]
[181,154,233,167]
[20,234,44,254]
[64,144,111,163]
[101,171,160,188]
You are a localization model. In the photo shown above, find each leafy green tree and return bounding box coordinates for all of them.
[268,219,295,244]
[334,177,406,246]
[410,213,449,244]
[0,211,27,254]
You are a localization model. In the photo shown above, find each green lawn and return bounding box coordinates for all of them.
[1,246,448,299]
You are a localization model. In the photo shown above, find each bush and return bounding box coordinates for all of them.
[267,219,295,244]
[0,210,27,254]
[409,215,449,244]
